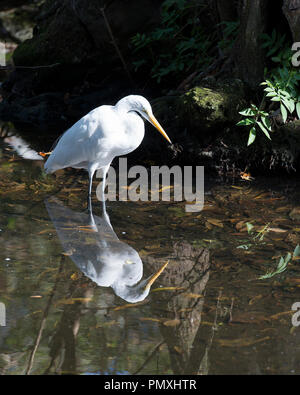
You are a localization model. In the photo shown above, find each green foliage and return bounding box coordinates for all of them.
[261,31,300,122]
[236,222,270,250]
[261,30,286,59]
[258,244,300,280]
[237,30,300,146]
[131,0,212,83]
[237,105,272,146]
[261,79,300,122]
[218,21,240,50]
[252,223,270,242]
[259,253,291,279]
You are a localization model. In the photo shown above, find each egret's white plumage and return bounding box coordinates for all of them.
[45,197,168,303]
[44,95,171,197]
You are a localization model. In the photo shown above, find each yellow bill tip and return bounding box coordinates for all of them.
[144,260,169,290]
[148,114,172,145]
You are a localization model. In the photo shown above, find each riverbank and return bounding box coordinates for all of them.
[0,0,300,176]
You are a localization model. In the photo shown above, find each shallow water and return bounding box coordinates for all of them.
[0,128,300,375]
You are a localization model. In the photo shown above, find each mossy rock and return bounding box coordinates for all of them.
[13,6,93,66]
[176,80,247,133]
[151,84,300,173]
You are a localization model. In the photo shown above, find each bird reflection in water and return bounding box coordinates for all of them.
[1,131,42,161]
[45,198,168,303]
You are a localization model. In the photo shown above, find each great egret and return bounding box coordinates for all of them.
[44,95,172,198]
[45,197,168,303]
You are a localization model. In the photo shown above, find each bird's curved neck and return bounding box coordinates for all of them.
[116,98,137,115]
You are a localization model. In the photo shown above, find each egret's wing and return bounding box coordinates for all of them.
[44,106,122,173]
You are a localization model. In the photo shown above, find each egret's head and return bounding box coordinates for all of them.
[118,95,172,144]
[112,260,169,303]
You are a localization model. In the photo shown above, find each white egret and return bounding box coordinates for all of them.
[45,197,168,303]
[44,95,172,197]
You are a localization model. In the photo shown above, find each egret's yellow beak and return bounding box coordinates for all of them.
[144,260,169,290]
[148,113,172,144]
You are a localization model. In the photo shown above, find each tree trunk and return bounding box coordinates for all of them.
[216,0,237,22]
[234,0,270,88]
[282,0,300,41]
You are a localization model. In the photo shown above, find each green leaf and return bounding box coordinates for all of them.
[266,92,277,97]
[250,104,259,112]
[246,222,254,234]
[280,103,288,123]
[237,118,255,126]
[236,244,252,250]
[271,96,281,102]
[293,245,300,258]
[282,252,292,267]
[239,108,255,117]
[261,116,272,131]
[260,111,269,116]
[259,252,290,280]
[271,29,276,41]
[296,102,300,119]
[257,121,272,140]
[278,89,290,98]
[289,100,296,114]
[282,98,295,114]
[247,127,256,146]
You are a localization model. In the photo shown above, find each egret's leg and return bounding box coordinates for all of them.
[102,167,108,196]
[88,169,95,197]
[87,167,96,212]
[100,164,110,203]
[87,193,93,215]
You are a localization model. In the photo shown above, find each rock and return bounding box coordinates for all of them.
[0,0,164,134]
[11,0,162,91]
[0,2,38,43]
[176,79,247,132]
[150,81,300,173]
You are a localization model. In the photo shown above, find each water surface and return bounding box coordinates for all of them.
[0,127,300,375]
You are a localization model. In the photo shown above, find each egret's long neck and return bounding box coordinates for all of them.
[115,98,133,114]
